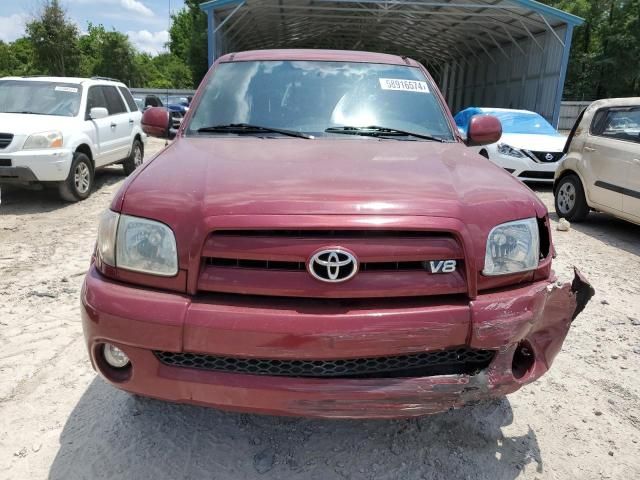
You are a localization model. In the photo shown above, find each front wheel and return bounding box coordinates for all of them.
[555,174,589,222]
[123,139,144,176]
[58,152,94,202]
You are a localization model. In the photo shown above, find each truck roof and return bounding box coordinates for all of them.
[218,49,420,67]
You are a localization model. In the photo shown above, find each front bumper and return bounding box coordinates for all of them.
[492,152,559,183]
[81,266,593,419]
[0,166,39,184]
[0,148,73,183]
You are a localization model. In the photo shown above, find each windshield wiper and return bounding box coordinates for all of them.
[4,111,46,115]
[197,123,313,139]
[325,125,446,142]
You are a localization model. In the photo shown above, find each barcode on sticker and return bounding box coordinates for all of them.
[55,86,78,93]
[379,78,429,93]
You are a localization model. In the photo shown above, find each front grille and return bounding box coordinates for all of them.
[212,230,441,238]
[154,348,495,379]
[529,151,563,163]
[0,133,13,149]
[519,171,555,180]
[0,159,11,167]
[206,257,446,273]
[199,229,467,298]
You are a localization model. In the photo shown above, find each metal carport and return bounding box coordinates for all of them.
[200,0,583,126]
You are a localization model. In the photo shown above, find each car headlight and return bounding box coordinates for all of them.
[23,131,63,150]
[483,218,540,276]
[96,211,178,277]
[497,143,524,158]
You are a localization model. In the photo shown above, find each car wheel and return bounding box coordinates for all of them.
[123,139,144,176]
[58,152,94,202]
[555,174,589,222]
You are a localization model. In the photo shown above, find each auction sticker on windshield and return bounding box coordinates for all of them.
[379,78,430,93]
[55,86,79,93]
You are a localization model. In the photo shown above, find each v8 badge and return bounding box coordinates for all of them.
[426,260,457,274]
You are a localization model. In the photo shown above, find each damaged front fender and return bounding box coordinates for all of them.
[469,268,594,390]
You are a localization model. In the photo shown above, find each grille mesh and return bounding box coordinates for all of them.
[154,348,495,379]
[0,133,13,149]
[530,151,563,163]
[519,171,555,180]
[206,257,440,273]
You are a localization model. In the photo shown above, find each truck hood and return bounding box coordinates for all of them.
[0,112,79,135]
[118,137,545,224]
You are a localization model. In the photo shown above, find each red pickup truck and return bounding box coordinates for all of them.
[81,49,593,418]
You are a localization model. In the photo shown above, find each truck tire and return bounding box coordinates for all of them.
[58,152,94,202]
[123,139,144,176]
[555,174,589,222]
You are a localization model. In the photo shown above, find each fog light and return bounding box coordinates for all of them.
[103,343,130,368]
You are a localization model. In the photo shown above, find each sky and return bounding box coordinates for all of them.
[0,0,187,55]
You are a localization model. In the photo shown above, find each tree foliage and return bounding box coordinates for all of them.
[2,0,194,88]
[26,0,80,76]
[168,0,208,87]
[543,0,640,99]
[0,39,39,77]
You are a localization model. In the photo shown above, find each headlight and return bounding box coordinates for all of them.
[23,131,63,150]
[96,211,178,276]
[116,215,178,276]
[483,218,540,276]
[497,143,524,158]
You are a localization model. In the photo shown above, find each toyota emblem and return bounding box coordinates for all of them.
[308,248,358,283]
[545,153,554,161]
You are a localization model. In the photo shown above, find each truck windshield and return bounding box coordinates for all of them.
[0,80,83,117]
[188,61,455,140]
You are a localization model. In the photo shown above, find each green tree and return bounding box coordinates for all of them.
[26,0,80,76]
[543,0,640,99]
[151,53,194,88]
[76,24,139,85]
[169,0,208,87]
[93,28,139,86]
[0,39,40,77]
[77,23,105,77]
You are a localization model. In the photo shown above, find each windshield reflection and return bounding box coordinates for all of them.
[188,60,454,140]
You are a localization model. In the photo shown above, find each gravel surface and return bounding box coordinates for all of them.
[1,138,639,479]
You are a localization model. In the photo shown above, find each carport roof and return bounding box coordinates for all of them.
[200,0,584,65]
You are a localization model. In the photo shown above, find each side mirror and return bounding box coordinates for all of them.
[89,107,109,120]
[466,114,502,146]
[141,107,176,139]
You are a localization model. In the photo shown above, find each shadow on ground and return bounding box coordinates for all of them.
[550,211,640,258]
[530,184,640,258]
[0,167,125,216]
[49,378,542,480]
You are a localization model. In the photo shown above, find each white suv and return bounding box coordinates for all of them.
[0,76,146,201]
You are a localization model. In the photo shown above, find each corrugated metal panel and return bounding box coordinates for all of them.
[559,101,592,130]
[444,26,567,124]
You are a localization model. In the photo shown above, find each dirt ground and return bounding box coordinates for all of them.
[1,138,639,480]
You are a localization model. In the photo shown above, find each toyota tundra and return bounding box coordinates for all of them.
[81,50,594,418]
